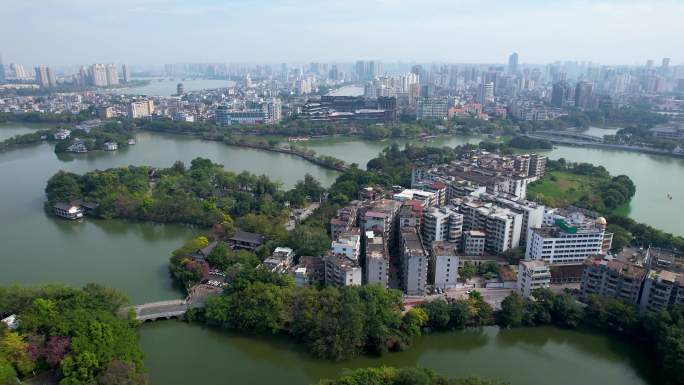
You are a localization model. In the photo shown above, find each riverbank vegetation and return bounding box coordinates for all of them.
[45,157,290,227]
[0,128,55,152]
[54,122,137,154]
[527,158,636,213]
[199,270,425,361]
[315,367,507,385]
[0,284,146,385]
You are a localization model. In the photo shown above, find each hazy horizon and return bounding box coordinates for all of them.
[2,0,683,67]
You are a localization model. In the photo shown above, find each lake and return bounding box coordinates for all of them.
[140,323,654,385]
[110,77,236,96]
[0,131,337,304]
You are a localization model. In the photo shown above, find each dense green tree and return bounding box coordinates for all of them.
[497,294,524,328]
[288,225,330,257]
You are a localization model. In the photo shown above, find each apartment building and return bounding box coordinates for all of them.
[323,253,362,287]
[580,257,647,305]
[364,231,389,287]
[400,227,428,295]
[526,212,610,265]
[431,241,459,289]
[517,260,551,298]
[331,231,361,261]
[421,206,463,245]
[640,269,684,312]
[463,230,486,256]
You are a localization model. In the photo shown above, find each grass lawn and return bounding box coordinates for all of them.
[527,171,604,207]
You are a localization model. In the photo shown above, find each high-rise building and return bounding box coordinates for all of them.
[176,83,184,96]
[477,82,494,104]
[431,242,459,289]
[122,64,131,83]
[551,81,571,107]
[421,207,463,245]
[34,65,55,88]
[416,97,449,120]
[661,58,671,69]
[400,227,428,295]
[10,63,28,79]
[90,64,108,87]
[574,81,594,109]
[0,54,5,84]
[364,231,389,287]
[128,100,154,118]
[105,64,119,86]
[508,52,519,75]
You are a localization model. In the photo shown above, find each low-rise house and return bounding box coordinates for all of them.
[54,202,84,220]
[262,247,294,273]
[193,241,218,261]
[290,256,325,286]
[228,230,264,251]
[66,141,88,153]
[103,141,118,151]
[54,128,71,140]
[1,314,18,331]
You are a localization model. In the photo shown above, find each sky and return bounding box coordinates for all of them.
[1,0,682,67]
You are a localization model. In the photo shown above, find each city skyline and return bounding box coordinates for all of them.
[2,0,683,66]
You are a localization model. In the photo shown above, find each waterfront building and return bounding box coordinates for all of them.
[329,203,359,241]
[53,128,71,140]
[96,106,115,119]
[103,141,118,151]
[400,227,428,295]
[431,241,459,289]
[451,196,523,254]
[53,203,84,220]
[421,206,463,245]
[517,260,551,298]
[526,210,610,265]
[640,269,684,312]
[10,63,28,80]
[228,230,264,251]
[364,231,389,287]
[580,256,647,305]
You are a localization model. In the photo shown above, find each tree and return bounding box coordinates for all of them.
[498,293,524,328]
[0,332,34,376]
[98,360,149,385]
[460,263,476,281]
[288,225,330,257]
[0,355,17,385]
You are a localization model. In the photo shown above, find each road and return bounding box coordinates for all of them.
[404,287,515,310]
[285,202,320,231]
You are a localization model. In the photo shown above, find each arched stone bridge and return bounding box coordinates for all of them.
[124,285,222,322]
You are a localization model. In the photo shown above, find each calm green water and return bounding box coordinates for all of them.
[0,130,337,304]
[112,78,236,96]
[0,126,672,385]
[0,123,46,141]
[140,322,653,385]
[302,136,684,236]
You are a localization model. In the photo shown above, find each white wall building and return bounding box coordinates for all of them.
[526,212,610,265]
[401,228,428,295]
[517,260,551,298]
[364,231,389,287]
[331,232,361,261]
[422,206,463,244]
[431,242,459,289]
